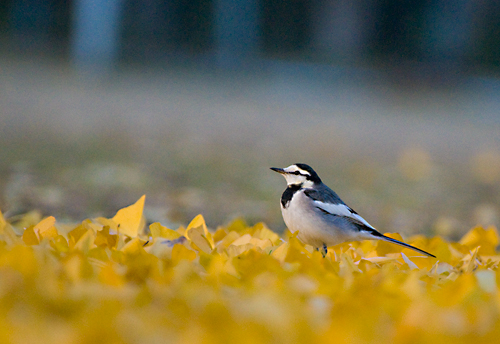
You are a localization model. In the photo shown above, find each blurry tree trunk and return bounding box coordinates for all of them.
[71,0,124,73]
[213,0,260,68]
[312,0,376,62]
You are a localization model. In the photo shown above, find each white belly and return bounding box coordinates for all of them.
[281,191,357,248]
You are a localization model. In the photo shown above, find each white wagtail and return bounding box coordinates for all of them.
[271,163,435,258]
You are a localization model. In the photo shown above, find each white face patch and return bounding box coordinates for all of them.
[282,164,313,187]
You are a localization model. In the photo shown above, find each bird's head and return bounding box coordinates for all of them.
[270,163,322,187]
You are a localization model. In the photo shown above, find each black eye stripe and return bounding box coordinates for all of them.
[290,170,309,177]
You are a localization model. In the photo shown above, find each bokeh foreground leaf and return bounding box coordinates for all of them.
[0,196,499,344]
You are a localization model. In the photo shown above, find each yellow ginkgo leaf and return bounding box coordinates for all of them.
[186,214,214,249]
[226,217,248,233]
[50,235,69,253]
[0,210,22,245]
[111,195,146,237]
[73,229,96,253]
[227,243,254,256]
[400,270,425,298]
[230,233,252,246]
[340,252,362,274]
[22,226,39,245]
[95,217,119,232]
[188,226,213,253]
[231,234,273,251]
[186,214,207,233]
[218,231,240,250]
[149,222,182,240]
[121,237,146,255]
[34,216,58,240]
[171,243,196,264]
[401,252,419,270]
[427,236,452,263]
[464,246,480,273]
[252,223,280,244]
[212,227,228,243]
[475,270,496,293]
[270,242,289,261]
[99,264,125,287]
[10,210,42,234]
[68,221,93,248]
[459,226,499,255]
[94,226,118,249]
[0,209,7,233]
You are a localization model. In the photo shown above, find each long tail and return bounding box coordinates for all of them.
[351,220,436,258]
[380,235,436,258]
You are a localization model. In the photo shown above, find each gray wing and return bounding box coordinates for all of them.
[303,184,346,205]
[314,201,436,258]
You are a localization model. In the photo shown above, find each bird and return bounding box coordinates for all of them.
[271,163,435,258]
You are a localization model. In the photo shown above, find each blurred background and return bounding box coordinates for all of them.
[1,0,499,239]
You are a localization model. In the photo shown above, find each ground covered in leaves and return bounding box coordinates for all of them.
[1,195,499,343]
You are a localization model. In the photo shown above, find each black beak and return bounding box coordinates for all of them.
[270,167,285,174]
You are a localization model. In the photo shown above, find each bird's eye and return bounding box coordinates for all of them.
[293,171,300,175]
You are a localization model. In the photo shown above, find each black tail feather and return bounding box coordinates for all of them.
[380,235,436,258]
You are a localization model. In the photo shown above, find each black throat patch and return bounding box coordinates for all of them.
[281,184,302,208]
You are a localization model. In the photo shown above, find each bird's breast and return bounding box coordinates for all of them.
[280,190,357,247]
